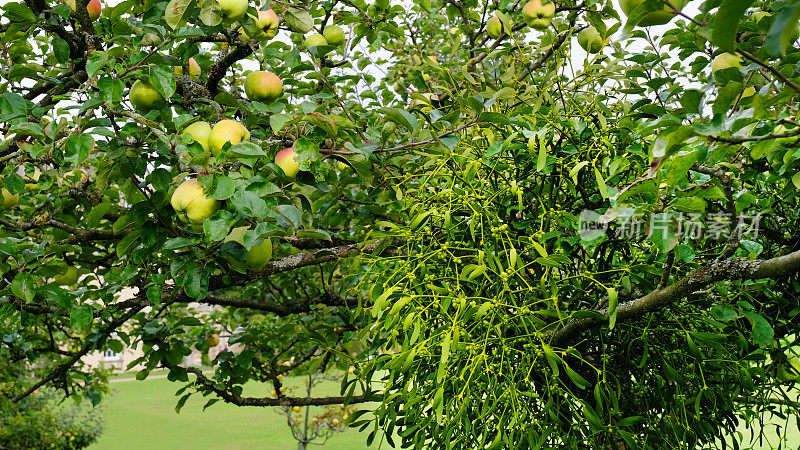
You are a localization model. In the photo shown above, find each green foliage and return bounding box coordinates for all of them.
[1,0,800,448]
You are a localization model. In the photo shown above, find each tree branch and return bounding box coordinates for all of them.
[549,249,800,346]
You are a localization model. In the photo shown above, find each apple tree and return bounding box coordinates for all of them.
[1,0,800,448]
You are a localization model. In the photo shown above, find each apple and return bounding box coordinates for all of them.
[305,33,328,48]
[275,147,300,178]
[206,334,220,346]
[522,0,556,30]
[53,266,79,286]
[217,0,248,22]
[224,226,273,269]
[87,0,101,19]
[711,52,742,81]
[183,121,212,152]
[292,406,301,412]
[1,187,18,208]
[778,356,800,381]
[170,179,221,230]
[65,0,101,20]
[577,25,603,54]
[174,57,201,81]
[487,16,504,38]
[323,25,346,46]
[208,119,250,156]
[619,0,687,27]
[244,71,282,103]
[254,9,279,40]
[129,79,164,111]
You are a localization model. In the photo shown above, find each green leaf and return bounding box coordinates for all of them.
[230,191,267,219]
[742,311,774,348]
[436,331,451,384]
[380,107,418,133]
[165,0,193,29]
[594,167,608,199]
[85,202,115,227]
[712,0,755,52]
[710,305,738,322]
[284,6,314,33]
[477,112,511,125]
[11,272,35,302]
[607,287,618,330]
[203,210,236,242]
[184,263,210,299]
[198,0,221,26]
[275,204,302,228]
[149,65,176,102]
[70,305,93,329]
[767,1,800,56]
[64,134,94,165]
[226,142,266,166]
[270,113,293,133]
[206,175,236,200]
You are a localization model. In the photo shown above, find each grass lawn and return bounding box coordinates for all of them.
[90,374,381,450]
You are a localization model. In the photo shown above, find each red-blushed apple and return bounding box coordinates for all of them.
[275,147,300,178]
[244,71,282,103]
[323,25,345,46]
[170,179,221,231]
[254,9,280,40]
[129,79,164,111]
[183,121,212,152]
[208,119,250,156]
[174,57,201,81]
[522,0,555,30]
[87,0,101,20]
[224,226,273,269]
[1,187,18,208]
[206,334,220,346]
[65,0,101,20]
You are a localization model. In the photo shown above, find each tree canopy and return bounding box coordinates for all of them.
[1,0,800,448]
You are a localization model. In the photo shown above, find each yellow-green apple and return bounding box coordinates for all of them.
[1,187,18,208]
[275,147,300,177]
[129,79,164,111]
[206,334,220,346]
[244,71,282,103]
[224,226,273,269]
[487,16,504,38]
[217,0,248,22]
[323,25,345,46]
[170,179,221,230]
[711,52,742,82]
[522,0,555,30]
[174,57,201,81]
[253,9,279,40]
[53,266,79,286]
[183,121,212,152]
[208,119,250,156]
[578,25,603,53]
[620,0,687,27]
[305,33,328,48]
[778,356,800,381]
[66,0,101,20]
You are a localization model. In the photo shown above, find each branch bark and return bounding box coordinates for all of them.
[548,249,800,346]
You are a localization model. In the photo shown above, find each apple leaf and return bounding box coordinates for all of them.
[767,0,800,56]
[198,0,222,27]
[381,107,418,133]
[283,6,313,33]
[183,263,210,299]
[270,113,293,133]
[148,65,176,103]
[165,0,193,29]
[712,0,754,52]
[70,305,93,330]
[203,210,236,242]
[230,191,267,219]
[275,204,302,229]
[64,133,94,166]
[742,311,774,348]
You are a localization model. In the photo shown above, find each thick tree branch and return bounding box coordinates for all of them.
[206,44,253,97]
[549,249,800,346]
